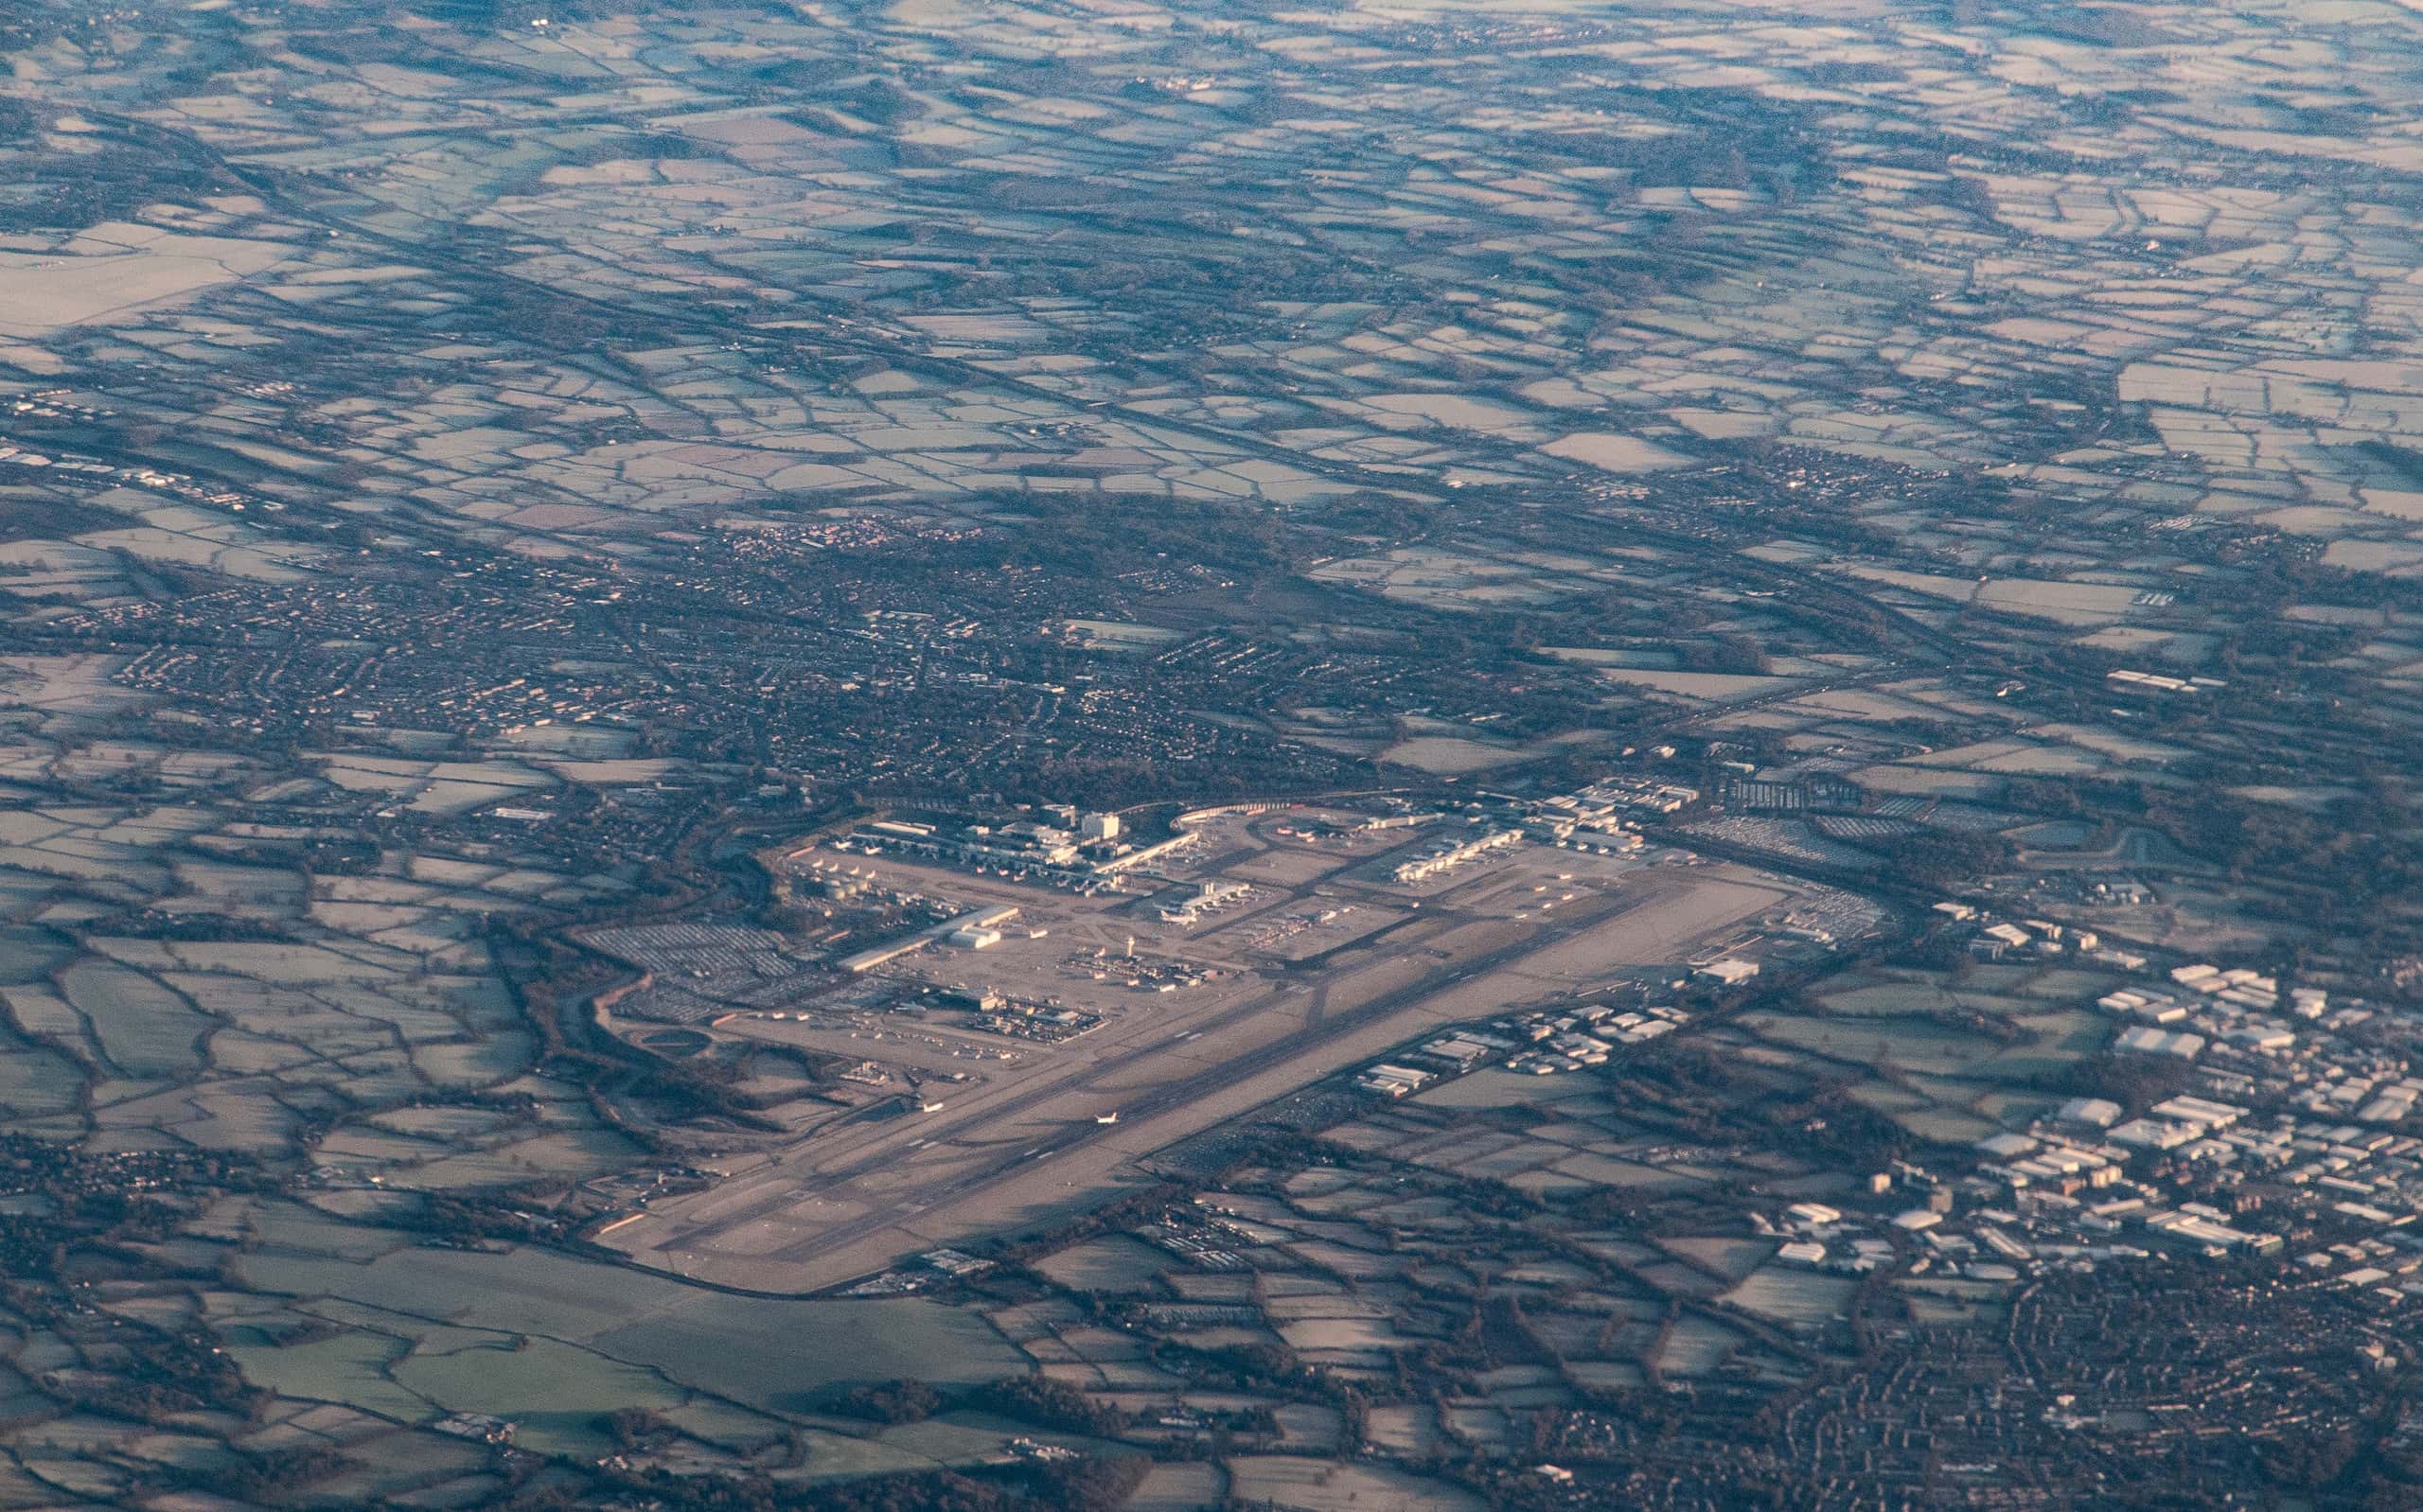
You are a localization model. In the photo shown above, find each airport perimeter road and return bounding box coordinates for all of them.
[596,867,1789,1292]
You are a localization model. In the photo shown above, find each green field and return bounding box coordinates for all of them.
[229,1208,1022,1427]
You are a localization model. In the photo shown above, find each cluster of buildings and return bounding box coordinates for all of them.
[912,981,1104,1044]
[1390,824,1524,884]
[1562,776,1701,817]
[1972,963,2422,1275]
[1354,1001,1692,1095]
[0,436,263,519]
[840,1246,994,1296]
[1505,1002,1687,1075]
[1157,877,1254,925]
[1355,1062,1441,1099]
[1763,1159,2158,1283]
[835,904,1021,975]
[971,998,1102,1043]
[1954,1107,2414,1265]
[1766,1201,1904,1274]
[1692,957,1760,988]
[2097,965,2407,1115]
[432,1415,517,1446]
[1524,787,1658,853]
[1479,777,1686,854]
[1763,955,2423,1291]
[1933,903,2145,968]
[1762,1173,2035,1279]
[1066,944,1215,992]
[841,807,1196,891]
[2105,667,2228,697]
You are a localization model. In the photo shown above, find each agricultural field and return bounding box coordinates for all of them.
[0,0,2421,1506]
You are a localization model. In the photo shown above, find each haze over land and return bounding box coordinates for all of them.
[1,0,2421,1508]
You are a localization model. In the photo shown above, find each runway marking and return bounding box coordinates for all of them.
[636,881,1780,1289]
